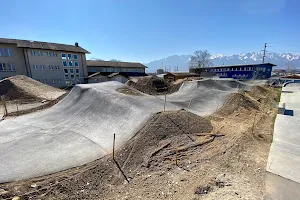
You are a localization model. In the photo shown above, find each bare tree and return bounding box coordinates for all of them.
[189,50,213,68]
[285,61,295,75]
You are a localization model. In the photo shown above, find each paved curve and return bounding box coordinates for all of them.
[0,80,251,183]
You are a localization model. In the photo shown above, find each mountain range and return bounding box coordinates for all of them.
[146,52,300,72]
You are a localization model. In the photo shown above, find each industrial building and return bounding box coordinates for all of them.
[87,60,147,74]
[86,60,148,83]
[163,72,199,82]
[190,63,276,80]
[0,38,89,88]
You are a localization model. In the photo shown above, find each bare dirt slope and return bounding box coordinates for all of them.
[126,75,182,95]
[0,85,279,200]
[0,75,65,102]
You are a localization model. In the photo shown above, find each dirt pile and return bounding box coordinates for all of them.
[115,86,143,96]
[0,75,65,103]
[126,75,182,95]
[216,92,259,116]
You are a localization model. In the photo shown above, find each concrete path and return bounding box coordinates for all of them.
[0,80,250,183]
[266,82,300,200]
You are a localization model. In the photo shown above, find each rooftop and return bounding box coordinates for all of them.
[87,60,148,68]
[165,72,199,76]
[0,38,90,53]
[198,63,277,69]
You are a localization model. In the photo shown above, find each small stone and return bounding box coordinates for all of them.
[0,188,8,195]
[86,182,90,185]
[31,183,37,188]
[12,197,20,200]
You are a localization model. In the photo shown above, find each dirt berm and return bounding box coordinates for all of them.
[126,75,182,95]
[0,75,65,102]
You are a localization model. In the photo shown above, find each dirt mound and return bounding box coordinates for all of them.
[116,110,213,172]
[216,92,259,116]
[115,86,143,96]
[126,76,182,95]
[250,85,270,97]
[0,75,65,102]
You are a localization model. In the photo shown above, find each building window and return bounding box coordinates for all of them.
[74,61,79,67]
[43,79,47,83]
[53,52,57,57]
[5,48,12,56]
[0,48,3,56]
[67,53,72,60]
[74,54,78,60]
[49,65,54,70]
[70,74,75,79]
[62,53,66,59]
[62,61,68,67]
[68,61,73,67]
[55,66,60,70]
[38,51,43,56]
[75,69,79,74]
[46,52,51,56]
[65,74,70,79]
[33,65,38,70]
[70,68,74,73]
[75,74,80,80]
[57,79,61,83]
[52,79,56,84]
[41,65,45,70]
[64,69,68,74]
[0,63,6,71]
[31,50,36,56]
[9,64,16,71]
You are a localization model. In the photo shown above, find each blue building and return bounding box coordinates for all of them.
[190,63,276,80]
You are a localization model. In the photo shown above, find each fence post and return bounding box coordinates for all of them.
[112,134,129,183]
[1,96,8,116]
[164,94,167,112]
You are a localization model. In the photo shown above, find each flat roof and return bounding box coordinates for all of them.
[87,60,147,68]
[200,63,277,69]
[0,38,90,53]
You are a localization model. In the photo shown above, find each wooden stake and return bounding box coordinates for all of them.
[112,134,129,183]
[1,96,8,116]
[16,102,19,116]
[164,94,166,112]
[251,112,257,136]
[175,148,179,166]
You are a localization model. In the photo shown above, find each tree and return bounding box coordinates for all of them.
[285,61,295,75]
[189,50,213,68]
[110,59,121,62]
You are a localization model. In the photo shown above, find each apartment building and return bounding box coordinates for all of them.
[87,60,147,74]
[0,38,90,88]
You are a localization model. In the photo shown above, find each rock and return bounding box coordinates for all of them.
[0,188,8,195]
[12,197,20,200]
[31,183,37,188]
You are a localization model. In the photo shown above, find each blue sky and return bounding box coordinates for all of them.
[1,0,299,63]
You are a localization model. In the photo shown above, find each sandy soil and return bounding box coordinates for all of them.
[126,76,182,95]
[0,85,278,200]
[0,75,66,117]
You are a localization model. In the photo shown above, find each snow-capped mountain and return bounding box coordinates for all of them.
[146,52,300,72]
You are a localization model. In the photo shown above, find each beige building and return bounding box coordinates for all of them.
[0,38,89,88]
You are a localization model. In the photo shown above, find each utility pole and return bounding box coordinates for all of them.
[262,43,267,63]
